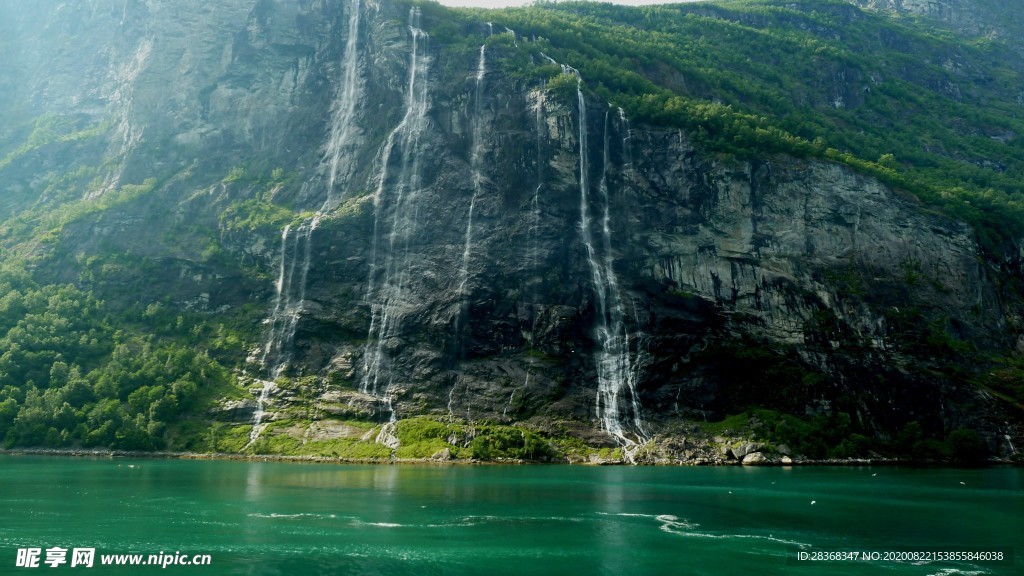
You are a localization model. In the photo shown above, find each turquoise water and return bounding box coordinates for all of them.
[0,456,1019,575]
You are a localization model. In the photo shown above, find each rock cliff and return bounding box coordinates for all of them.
[1,0,1020,460]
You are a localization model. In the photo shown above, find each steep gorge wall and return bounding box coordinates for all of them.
[2,0,1020,455]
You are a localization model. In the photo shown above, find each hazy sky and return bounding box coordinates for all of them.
[436,1,692,7]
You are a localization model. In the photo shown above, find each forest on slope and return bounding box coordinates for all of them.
[442,0,1024,255]
[0,0,1020,461]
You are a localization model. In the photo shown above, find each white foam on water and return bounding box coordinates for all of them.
[248,513,339,520]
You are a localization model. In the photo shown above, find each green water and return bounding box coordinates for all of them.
[0,457,1019,575]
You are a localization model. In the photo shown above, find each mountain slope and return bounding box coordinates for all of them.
[0,0,1020,463]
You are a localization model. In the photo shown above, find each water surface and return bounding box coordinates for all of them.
[0,457,1019,575]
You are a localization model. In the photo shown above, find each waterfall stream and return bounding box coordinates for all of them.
[568,68,648,447]
[251,0,364,443]
[360,7,431,421]
[457,45,487,307]
[448,43,489,417]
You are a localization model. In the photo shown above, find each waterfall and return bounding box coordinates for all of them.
[447,43,489,416]
[248,379,275,444]
[258,222,312,380]
[251,0,364,441]
[568,69,648,447]
[503,371,527,420]
[619,107,633,172]
[523,85,546,352]
[360,7,431,421]
[321,0,365,214]
[457,45,487,302]
[597,110,647,441]
[447,380,458,421]
[459,46,488,297]
[530,87,545,292]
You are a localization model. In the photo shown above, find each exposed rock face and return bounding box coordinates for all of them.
[0,0,1020,455]
[849,0,1024,51]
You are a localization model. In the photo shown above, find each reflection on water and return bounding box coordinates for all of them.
[0,457,1019,576]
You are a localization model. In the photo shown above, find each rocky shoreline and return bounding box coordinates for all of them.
[2,447,1017,467]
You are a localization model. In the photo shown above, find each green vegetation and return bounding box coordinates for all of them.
[0,114,110,173]
[219,198,300,234]
[703,409,991,462]
[974,356,1024,407]
[218,166,314,234]
[0,0,1018,460]
[0,269,242,450]
[0,174,160,256]
[228,415,562,461]
[391,416,556,460]
[425,0,1024,256]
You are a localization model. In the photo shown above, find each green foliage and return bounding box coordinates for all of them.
[394,416,451,444]
[0,115,110,173]
[819,266,867,298]
[389,416,556,460]
[947,428,988,463]
[223,166,247,183]
[698,412,756,436]
[884,307,974,359]
[198,423,252,454]
[767,411,853,459]
[912,438,953,460]
[545,72,580,102]
[0,269,237,450]
[468,424,554,460]
[219,199,301,234]
[833,433,871,459]
[704,408,994,462]
[435,0,1024,256]
[895,421,925,455]
[1,177,158,251]
[975,355,1024,406]
[393,416,468,459]
[216,166,308,236]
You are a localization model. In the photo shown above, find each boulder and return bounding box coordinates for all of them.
[430,448,453,461]
[742,452,768,465]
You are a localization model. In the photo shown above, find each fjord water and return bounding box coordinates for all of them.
[0,457,1019,576]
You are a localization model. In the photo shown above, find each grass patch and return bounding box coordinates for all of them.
[204,423,252,454]
[698,412,756,436]
[303,438,391,459]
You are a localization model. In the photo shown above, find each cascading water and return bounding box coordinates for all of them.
[597,110,647,442]
[258,220,314,380]
[360,7,432,421]
[504,27,518,46]
[447,43,489,421]
[503,371,527,421]
[250,0,364,443]
[567,68,648,448]
[321,0,365,214]
[618,107,633,172]
[457,45,487,303]
[529,86,545,297]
